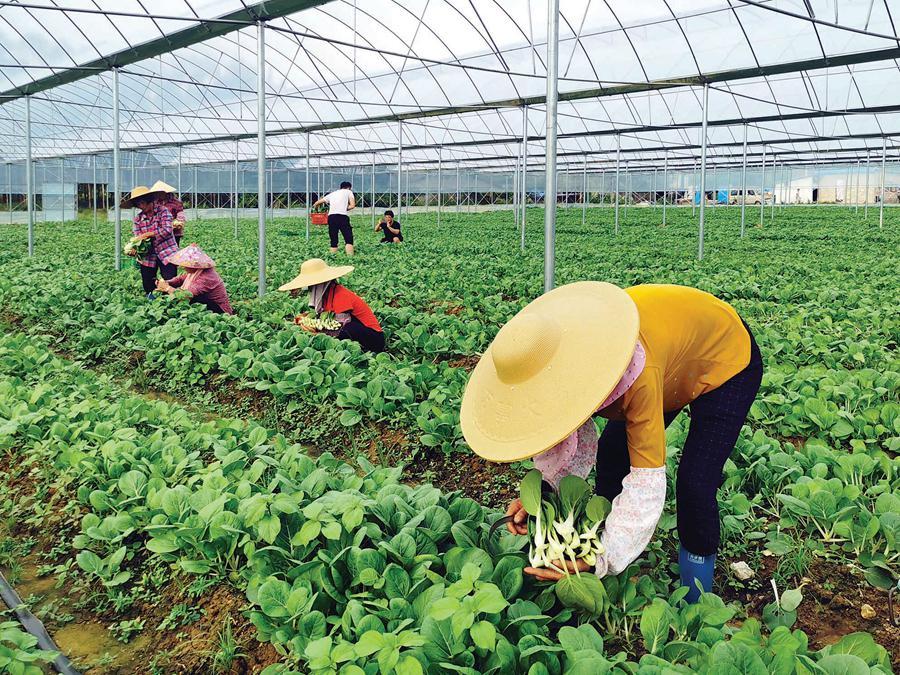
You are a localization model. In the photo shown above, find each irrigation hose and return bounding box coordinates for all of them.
[0,569,81,675]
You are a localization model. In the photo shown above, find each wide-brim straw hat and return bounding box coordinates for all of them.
[121,185,164,209]
[461,281,639,463]
[150,180,178,195]
[167,243,214,269]
[277,258,354,292]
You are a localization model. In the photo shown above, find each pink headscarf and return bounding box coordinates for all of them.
[533,341,646,486]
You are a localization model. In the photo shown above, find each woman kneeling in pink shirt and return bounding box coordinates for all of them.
[156,244,233,315]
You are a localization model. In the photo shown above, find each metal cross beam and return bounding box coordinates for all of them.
[0,0,330,100]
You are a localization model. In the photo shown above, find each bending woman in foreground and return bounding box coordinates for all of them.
[460,283,762,601]
[278,258,385,353]
[155,244,233,314]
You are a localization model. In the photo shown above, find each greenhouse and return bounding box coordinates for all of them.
[0,1,897,673]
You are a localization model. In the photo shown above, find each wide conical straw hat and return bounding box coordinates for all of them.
[461,281,639,463]
[149,180,178,195]
[277,258,354,291]
[121,185,165,208]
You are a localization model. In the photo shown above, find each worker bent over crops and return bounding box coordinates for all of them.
[461,283,763,602]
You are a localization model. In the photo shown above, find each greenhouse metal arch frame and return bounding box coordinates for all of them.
[2,0,900,294]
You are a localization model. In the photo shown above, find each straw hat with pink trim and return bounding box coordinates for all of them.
[167,243,215,269]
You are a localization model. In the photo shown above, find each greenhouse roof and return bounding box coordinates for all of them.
[3,0,900,169]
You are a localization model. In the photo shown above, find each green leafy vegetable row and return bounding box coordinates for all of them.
[1,332,894,673]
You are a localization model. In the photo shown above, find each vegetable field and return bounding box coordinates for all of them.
[0,206,897,673]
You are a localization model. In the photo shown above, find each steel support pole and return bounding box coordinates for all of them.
[759,147,766,226]
[520,104,528,242]
[112,71,121,269]
[770,159,776,221]
[92,154,97,230]
[456,163,460,214]
[582,155,587,226]
[879,138,886,228]
[397,121,402,219]
[598,168,604,206]
[287,166,291,218]
[845,163,852,208]
[437,148,442,227]
[662,154,668,226]
[6,162,10,220]
[59,158,65,223]
[25,96,33,255]
[864,151,871,219]
[692,160,697,217]
[855,160,861,215]
[371,153,376,229]
[193,166,198,218]
[234,139,239,237]
[543,0,559,293]
[740,124,748,237]
[697,83,709,260]
[614,135,620,234]
[305,133,310,239]
[177,146,182,201]
[624,167,629,219]
[513,153,519,231]
[256,21,267,297]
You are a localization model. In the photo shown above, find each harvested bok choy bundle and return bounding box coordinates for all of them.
[519,469,613,615]
[123,235,151,258]
[519,469,611,572]
[296,311,341,332]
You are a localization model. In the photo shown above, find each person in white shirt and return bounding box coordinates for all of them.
[313,181,356,256]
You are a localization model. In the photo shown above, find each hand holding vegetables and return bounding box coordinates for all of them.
[525,558,593,581]
[514,469,611,578]
[123,235,152,258]
[505,498,528,535]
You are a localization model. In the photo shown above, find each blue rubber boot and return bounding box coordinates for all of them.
[679,545,715,603]
[146,292,156,300]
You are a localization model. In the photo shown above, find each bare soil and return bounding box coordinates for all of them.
[0,447,280,674]
[721,554,900,666]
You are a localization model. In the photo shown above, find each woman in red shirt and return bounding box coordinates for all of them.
[278,258,385,353]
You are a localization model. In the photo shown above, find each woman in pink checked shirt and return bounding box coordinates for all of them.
[122,185,180,297]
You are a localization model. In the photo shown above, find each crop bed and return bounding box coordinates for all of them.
[0,206,897,673]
